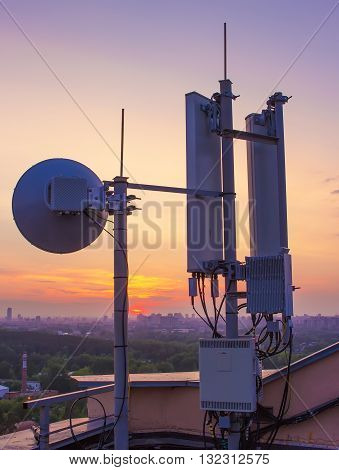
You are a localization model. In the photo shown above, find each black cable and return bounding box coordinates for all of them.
[254,396,339,445]
[256,375,263,395]
[255,409,261,449]
[266,333,274,355]
[238,303,247,310]
[212,292,227,325]
[197,274,215,332]
[258,321,292,360]
[211,278,232,336]
[87,208,114,225]
[210,274,221,338]
[244,313,262,336]
[202,411,208,449]
[210,275,218,333]
[265,331,293,447]
[85,210,126,263]
[200,275,210,320]
[192,298,212,329]
[69,396,107,449]
[212,415,219,449]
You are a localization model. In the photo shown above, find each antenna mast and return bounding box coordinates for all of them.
[120,108,125,177]
[224,22,227,80]
[220,23,238,339]
[220,23,240,448]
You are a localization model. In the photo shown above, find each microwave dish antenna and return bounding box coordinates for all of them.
[12,158,107,254]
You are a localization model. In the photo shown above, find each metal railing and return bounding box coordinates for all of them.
[23,384,114,449]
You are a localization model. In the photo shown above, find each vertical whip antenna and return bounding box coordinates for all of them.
[224,22,227,80]
[120,108,125,177]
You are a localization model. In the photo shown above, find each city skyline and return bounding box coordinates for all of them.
[1,0,339,316]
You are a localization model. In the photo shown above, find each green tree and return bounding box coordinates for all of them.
[72,366,93,376]
[0,360,14,379]
[156,361,175,372]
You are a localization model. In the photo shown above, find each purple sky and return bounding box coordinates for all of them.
[0,0,338,317]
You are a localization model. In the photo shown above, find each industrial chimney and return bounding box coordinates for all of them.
[21,352,27,393]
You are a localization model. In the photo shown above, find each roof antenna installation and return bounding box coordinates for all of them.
[12,22,294,451]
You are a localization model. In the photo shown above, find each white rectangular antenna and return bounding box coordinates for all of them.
[246,111,282,256]
[186,92,223,273]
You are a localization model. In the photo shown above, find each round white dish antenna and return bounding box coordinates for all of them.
[12,158,107,254]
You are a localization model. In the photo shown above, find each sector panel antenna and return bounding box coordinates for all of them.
[246,112,281,257]
[12,158,107,254]
[186,92,223,273]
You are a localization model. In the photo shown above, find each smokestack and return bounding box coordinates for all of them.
[21,352,27,393]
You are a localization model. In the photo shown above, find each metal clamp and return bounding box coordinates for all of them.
[202,260,246,280]
[107,193,127,214]
[107,193,141,215]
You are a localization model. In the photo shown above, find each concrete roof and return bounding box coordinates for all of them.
[0,417,107,450]
[264,341,339,383]
[72,341,339,389]
[72,371,199,388]
[72,370,276,388]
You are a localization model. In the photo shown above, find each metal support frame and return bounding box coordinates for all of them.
[104,181,233,198]
[39,406,50,450]
[221,128,278,145]
[106,178,232,450]
[128,182,225,197]
[103,31,290,455]
[24,385,115,449]
[24,384,115,409]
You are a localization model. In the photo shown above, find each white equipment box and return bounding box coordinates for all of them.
[47,176,88,213]
[246,253,293,316]
[199,337,257,412]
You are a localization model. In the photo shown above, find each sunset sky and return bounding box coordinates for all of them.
[1,0,339,317]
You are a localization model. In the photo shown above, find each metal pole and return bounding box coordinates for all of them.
[220,25,239,451]
[220,80,239,451]
[220,78,238,340]
[113,175,129,450]
[39,406,50,449]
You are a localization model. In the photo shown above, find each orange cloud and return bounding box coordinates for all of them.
[0,267,186,312]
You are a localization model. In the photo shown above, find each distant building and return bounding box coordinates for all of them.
[27,381,41,392]
[0,385,9,399]
[6,307,12,321]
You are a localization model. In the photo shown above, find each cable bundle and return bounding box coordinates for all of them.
[192,271,294,450]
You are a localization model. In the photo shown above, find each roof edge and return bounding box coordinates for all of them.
[263,341,339,384]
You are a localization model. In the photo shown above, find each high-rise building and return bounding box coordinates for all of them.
[6,307,12,321]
